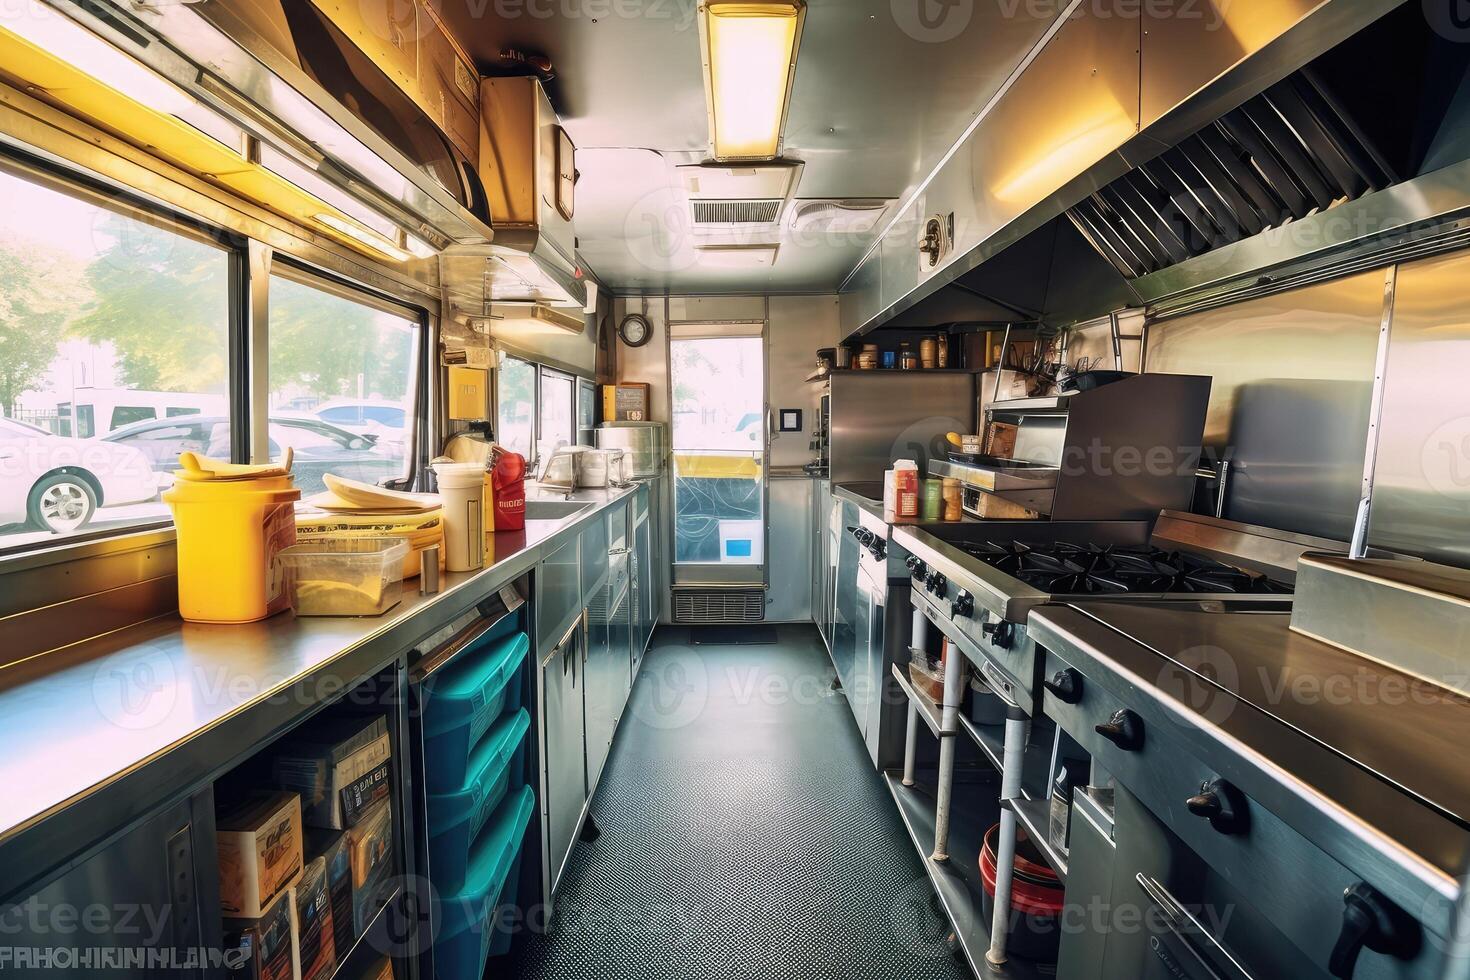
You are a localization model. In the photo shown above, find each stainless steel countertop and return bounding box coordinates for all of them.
[1028,602,1469,928]
[0,482,637,897]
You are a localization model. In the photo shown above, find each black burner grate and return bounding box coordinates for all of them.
[956,540,1290,595]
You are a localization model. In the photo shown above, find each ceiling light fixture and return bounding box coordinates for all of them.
[697,1,805,162]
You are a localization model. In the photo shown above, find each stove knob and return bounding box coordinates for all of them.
[1043,668,1083,704]
[1328,883,1420,979]
[1094,709,1145,751]
[1185,777,1249,835]
[906,556,926,579]
[981,620,1015,649]
[930,573,947,599]
[871,540,887,561]
[950,590,974,618]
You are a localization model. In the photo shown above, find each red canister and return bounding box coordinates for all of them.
[490,449,526,531]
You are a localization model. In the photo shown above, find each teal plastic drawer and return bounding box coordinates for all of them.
[433,784,535,980]
[427,708,530,895]
[421,631,529,792]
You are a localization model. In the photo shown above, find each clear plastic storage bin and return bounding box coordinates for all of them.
[277,538,408,617]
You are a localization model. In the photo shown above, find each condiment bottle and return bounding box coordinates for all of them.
[942,477,962,521]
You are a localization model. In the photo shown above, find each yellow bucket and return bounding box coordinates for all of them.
[164,480,301,623]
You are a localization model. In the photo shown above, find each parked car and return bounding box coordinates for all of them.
[312,399,408,449]
[0,416,159,534]
[104,415,402,495]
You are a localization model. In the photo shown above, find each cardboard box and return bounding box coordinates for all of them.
[223,884,299,980]
[347,799,395,934]
[218,791,304,918]
[308,830,355,956]
[272,715,390,830]
[601,383,651,422]
[295,857,336,980]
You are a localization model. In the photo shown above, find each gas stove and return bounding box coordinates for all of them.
[890,511,1340,714]
[956,540,1292,596]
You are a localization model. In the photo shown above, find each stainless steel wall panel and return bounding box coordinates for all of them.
[766,475,814,623]
[828,372,976,484]
[1368,248,1470,567]
[1145,271,1384,540]
[1139,0,1402,138]
[880,201,921,315]
[839,250,882,333]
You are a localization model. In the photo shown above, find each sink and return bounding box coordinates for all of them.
[524,499,592,521]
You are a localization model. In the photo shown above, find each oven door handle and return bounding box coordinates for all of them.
[1136,874,1258,980]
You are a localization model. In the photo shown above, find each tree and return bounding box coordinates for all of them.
[267,277,413,402]
[68,213,229,394]
[0,244,84,413]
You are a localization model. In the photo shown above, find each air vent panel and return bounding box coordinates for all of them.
[691,200,784,225]
[673,588,765,624]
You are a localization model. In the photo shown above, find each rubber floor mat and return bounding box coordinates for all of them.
[505,625,973,980]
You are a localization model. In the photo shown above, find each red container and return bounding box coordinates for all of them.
[490,450,526,531]
[979,822,1063,961]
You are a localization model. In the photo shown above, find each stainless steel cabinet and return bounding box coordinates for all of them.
[813,480,834,646]
[3,790,221,977]
[541,615,587,897]
[632,484,654,670]
[585,504,632,789]
[830,499,860,693]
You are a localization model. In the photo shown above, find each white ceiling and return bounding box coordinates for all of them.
[436,0,1058,293]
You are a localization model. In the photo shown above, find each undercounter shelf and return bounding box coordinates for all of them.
[884,770,1054,980]
[1010,797,1068,884]
[891,661,949,737]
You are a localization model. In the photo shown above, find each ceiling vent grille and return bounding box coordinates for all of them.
[691,200,784,225]
[673,588,765,624]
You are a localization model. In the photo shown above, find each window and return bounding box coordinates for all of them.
[0,167,231,547]
[496,356,536,461]
[267,272,419,495]
[538,368,575,461]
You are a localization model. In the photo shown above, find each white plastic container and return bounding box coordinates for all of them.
[432,460,487,572]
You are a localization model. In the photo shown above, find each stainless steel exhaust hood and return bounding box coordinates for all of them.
[49,0,493,253]
[439,77,587,311]
[838,0,1406,336]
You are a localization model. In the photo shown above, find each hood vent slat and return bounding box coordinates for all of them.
[1068,70,1393,281]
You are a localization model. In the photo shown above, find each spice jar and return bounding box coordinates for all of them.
[936,334,949,368]
[899,342,917,370]
[942,477,962,521]
[920,337,937,369]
